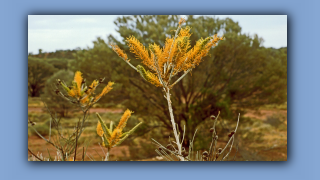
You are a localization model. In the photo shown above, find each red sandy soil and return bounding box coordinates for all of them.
[28,136,130,161]
[28,107,123,113]
[243,109,287,121]
[28,108,287,161]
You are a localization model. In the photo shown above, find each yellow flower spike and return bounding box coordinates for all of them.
[179,17,186,26]
[110,44,128,61]
[158,37,173,70]
[116,109,133,130]
[88,80,99,94]
[108,128,122,147]
[126,36,154,70]
[94,81,114,101]
[74,71,83,96]
[80,95,88,104]
[179,26,192,37]
[96,121,104,137]
[68,89,76,97]
[146,71,162,87]
[110,18,225,88]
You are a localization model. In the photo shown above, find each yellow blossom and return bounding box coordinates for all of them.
[111,19,224,88]
[108,128,122,147]
[96,121,104,137]
[94,82,114,101]
[116,109,133,130]
[110,44,128,61]
[74,71,83,96]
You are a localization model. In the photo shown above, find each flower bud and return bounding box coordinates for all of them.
[215,135,218,140]
[29,120,36,126]
[55,89,60,95]
[228,131,235,137]
[202,151,209,157]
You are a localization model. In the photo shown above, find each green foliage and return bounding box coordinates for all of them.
[28,57,57,97]
[29,49,78,59]
[46,58,69,70]
[41,70,78,117]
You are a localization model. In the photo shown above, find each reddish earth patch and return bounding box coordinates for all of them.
[28,108,287,161]
[28,107,123,114]
[243,109,287,121]
[28,136,130,161]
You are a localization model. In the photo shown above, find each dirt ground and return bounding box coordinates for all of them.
[244,109,287,122]
[28,107,123,113]
[28,107,287,161]
[28,136,130,161]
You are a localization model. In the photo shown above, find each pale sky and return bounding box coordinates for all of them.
[28,15,287,54]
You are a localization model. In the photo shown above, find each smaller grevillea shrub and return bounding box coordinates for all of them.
[28,71,142,161]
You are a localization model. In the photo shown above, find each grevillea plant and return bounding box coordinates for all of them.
[111,17,240,161]
[96,109,142,161]
[28,71,115,161]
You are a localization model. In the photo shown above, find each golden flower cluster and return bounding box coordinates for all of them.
[56,71,114,108]
[111,18,224,88]
[110,44,128,61]
[96,109,142,148]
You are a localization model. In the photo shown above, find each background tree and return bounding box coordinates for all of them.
[41,70,78,117]
[28,57,57,97]
[72,15,287,151]
[46,58,69,70]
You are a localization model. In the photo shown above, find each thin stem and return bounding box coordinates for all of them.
[170,69,192,87]
[219,114,240,158]
[113,48,138,71]
[76,110,88,143]
[28,121,61,150]
[209,112,220,160]
[165,89,184,161]
[28,148,43,161]
[105,148,110,161]
[49,117,52,142]
[152,138,192,161]
[73,121,80,161]
[124,59,138,71]
[82,147,85,161]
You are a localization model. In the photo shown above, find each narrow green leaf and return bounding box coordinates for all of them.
[110,121,114,133]
[127,122,143,135]
[96,113,112,137]
[115,134,129,146]
[102,134,110,148]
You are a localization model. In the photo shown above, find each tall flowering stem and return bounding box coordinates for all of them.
[111,17,224,161]
[54,71,114,160]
